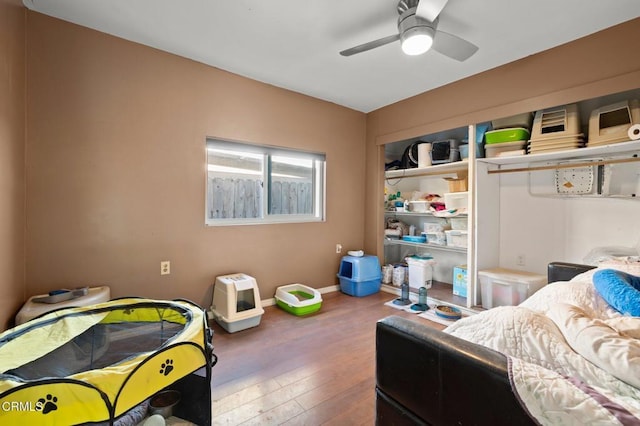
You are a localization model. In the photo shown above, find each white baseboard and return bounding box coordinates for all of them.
[381,283,400,295]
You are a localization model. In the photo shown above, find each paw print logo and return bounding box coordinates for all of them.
[37,394,58,415]
[160,359,174,376]
[123,308,134,315]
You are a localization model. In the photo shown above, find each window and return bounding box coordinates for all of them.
[206,138,326,225]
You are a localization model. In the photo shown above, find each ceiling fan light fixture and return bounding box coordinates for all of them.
[401,26,434,55]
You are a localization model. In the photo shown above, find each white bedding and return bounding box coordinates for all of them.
[444,269,640,425]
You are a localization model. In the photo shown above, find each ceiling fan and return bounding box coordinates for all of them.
[340,0,478,61]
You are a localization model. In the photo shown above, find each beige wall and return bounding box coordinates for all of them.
[25,12,366,308]
[0,0,26,330]
[11,9,640,327]
[364,18,640,256]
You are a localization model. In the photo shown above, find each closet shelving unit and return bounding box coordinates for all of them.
[383,126,476,310]
[383,87,640,312]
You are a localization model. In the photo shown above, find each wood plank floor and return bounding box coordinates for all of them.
[209,290,446,426]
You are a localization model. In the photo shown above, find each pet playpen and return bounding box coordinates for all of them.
[0,297,214,425]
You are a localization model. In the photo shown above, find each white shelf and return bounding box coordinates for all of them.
[384,239,467,254]
[385,161,468,179]
[384,211,468,218]
[478,139,640,166]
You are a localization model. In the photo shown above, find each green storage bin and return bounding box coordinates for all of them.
[485,127,530,144]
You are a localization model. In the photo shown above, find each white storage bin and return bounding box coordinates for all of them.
[444,192,468,210]
[478,268,546,309]
[408,200,429,212]
[425,232,446,245]
[423,222,448,233]
[16,286,111,325]
[449,217,468,230]
[485,141,527,158]
[211,273,264,333]
[445,230,468,248]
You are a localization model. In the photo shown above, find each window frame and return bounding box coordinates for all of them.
[205,137,326,226]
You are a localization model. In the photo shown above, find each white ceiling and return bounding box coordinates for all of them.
[23,0,640,113]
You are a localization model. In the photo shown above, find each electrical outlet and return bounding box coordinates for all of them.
[336,244,342,254]
[516,255,525,266]
[161,260,171,275]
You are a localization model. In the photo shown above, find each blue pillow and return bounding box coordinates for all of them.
[593,269,640,316]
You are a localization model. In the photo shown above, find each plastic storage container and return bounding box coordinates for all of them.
[485,127,530,144]
[424,222,448,233]
[484,140,527,158]
[337,255,381,297]
[406,256,435,290]
[402,235,427,243]
[444,192,468,210]
[445,230,468,248]
[275,284,322,316]
[459,141,485,159]
[211,273,264,333]
[408,200,429,212]
[478,268,546,309]
[425,232,446,245]
[449,217,467,230]
[16,286,111,325]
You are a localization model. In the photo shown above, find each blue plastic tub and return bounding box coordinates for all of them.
[460,141,485,159]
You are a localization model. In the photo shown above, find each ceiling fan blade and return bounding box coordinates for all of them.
[432,30,478,61]
[415,0,449,22]
[340,34,400,57]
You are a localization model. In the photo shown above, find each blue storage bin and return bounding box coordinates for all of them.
[337,255,381,297]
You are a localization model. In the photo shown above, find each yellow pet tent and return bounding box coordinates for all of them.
[0,298,214,425]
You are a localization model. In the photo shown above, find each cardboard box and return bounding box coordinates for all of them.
[453,265,467,298]
[443,170,468,192]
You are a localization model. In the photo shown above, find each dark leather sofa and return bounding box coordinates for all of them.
[375,262,595,425]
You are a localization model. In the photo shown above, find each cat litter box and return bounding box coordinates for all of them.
[211,273,264,333]
[588,99,640,146]
[274,284,323,316]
